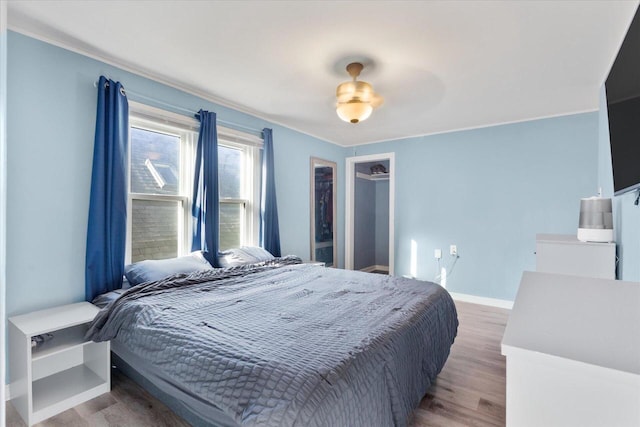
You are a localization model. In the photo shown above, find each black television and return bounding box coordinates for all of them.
[605,5,640,196]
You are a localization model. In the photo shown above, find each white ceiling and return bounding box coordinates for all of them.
[7,1,639,146]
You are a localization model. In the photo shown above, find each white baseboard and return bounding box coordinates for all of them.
[5,384,10,401]
[359,265,389,273]
[449,292,513,310]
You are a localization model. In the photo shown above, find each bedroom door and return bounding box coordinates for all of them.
[310,158,337,267]
[345,153,395,275]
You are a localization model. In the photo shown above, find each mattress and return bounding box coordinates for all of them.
[88,258,458,426]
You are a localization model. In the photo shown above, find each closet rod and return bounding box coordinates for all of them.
[93,80,264,137]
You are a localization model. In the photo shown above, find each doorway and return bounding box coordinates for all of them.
[345,153,395,275]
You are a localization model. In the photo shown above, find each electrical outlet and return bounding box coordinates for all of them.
[434,249,442,259]
[450,245,457,256]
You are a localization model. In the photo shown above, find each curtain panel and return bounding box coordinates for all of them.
[191,110,221,267]
[85,76,129,301]
[260,128,281,256]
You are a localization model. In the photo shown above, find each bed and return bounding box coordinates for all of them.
[87,256,458,427]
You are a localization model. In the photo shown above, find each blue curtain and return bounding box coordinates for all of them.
[260,128,281,256]
[191,110,220,266]
[85,76,129,301]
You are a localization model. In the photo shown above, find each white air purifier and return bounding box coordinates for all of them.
[577,197,613,242]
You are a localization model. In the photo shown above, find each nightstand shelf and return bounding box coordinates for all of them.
[31,323,90,361]
[9,302,110,426]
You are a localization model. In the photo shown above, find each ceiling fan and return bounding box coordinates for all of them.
[336,62,383,124]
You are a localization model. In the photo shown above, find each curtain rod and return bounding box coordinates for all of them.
[93,80,264,137]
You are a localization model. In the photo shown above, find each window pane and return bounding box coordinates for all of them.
[219,145,242,198]
[131,127,180,195]
[131,199,180,262]
[220,203,242,251]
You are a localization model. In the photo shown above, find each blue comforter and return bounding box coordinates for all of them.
[87,258,458,426]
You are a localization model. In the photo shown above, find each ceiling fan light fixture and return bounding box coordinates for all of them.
[335,62,383,124]
[336,100,373,124]
[336,81,374,103]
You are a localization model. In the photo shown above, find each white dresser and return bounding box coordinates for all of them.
[502,272,640,427]
[536,233,615,279]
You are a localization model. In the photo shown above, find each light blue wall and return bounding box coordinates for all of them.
[597,86,640,281]
[5,31,346,325]
[349,113,599,300]
[1,0,8,406]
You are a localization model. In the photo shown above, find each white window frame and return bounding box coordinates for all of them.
[218,136,262,250]
[127,105,197,264]
[126,102,262,262]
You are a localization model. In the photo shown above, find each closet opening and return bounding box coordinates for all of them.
[345,153,395,275]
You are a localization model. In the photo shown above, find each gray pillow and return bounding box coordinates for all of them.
[92,288,127,308]
[125,251,214,286]
[218,246,275,268]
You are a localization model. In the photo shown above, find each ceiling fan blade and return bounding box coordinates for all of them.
[371,94,384,108]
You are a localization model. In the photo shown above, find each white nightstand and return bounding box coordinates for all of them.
[9,302,110,426]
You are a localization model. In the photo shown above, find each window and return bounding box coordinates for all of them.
[127,119,192,263]
[217,130,262,251]
[127,103,262,263]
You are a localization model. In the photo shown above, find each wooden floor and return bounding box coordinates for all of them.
[409,301,509,427]
[6,300,509,427]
